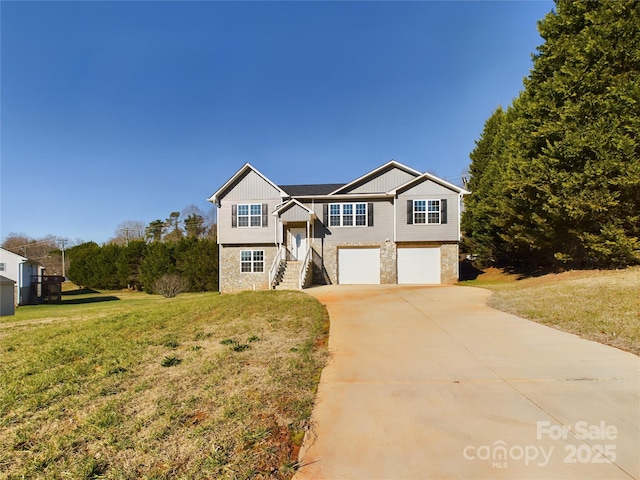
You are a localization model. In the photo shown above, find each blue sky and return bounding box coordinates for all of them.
[1,0,553,245]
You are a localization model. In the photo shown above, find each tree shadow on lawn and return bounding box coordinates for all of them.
[58,288,121,305]
[459,259,484,281]
[60,296,121,305]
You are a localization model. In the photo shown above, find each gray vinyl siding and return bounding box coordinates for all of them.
[218,200,279,244]
[217,170,283,244]
[222,170,283,200]
[281,204,311,222]
[310,199,394,243]
[341,168,417,194]
[399,178,455,196]
[396,192,459,242]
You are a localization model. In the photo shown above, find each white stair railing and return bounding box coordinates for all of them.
[268,246,286,289]
[298,246,312,290]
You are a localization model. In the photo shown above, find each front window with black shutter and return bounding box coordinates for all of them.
[232,203,268,228]
[408,199,447,225]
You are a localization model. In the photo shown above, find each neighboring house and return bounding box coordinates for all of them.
[209,160,469,293]
[0,247,44,305]
[0,276,16,316]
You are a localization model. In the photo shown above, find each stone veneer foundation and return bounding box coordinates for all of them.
[219,245,278,293]
[311,241,459,285]
[221,242,459,291]
[440,243,459,284]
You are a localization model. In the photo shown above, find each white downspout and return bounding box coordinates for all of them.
[458,193,463,241]
[393,195,397,243]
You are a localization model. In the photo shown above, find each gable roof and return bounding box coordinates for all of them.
[389,172,470,195]
[208,163,287,205]
[273,199,316,216]
[0,247,28,262]
[329,160,422,195]
[280,184,345,196]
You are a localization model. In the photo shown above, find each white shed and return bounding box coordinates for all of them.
[0,275,16,316]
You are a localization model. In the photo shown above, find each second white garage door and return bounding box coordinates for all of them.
[398,247,441,284]
[338,248,380,284]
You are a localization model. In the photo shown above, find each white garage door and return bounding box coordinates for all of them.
[398,247,441,284]
[338,248,380,284]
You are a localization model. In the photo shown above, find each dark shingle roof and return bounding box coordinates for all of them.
[280,184,345,196]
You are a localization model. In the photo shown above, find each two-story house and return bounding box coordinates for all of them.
[209,160,469,293]
[0,247,44,305]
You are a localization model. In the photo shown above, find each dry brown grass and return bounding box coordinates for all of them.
[0,289,329,479]
[462,266,640,355]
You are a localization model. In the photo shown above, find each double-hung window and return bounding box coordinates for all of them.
[329,204,341,226]
[414,200,427,224]
[427,200,440,224]
[240,250,264,272]
[328,203,369,227]
[410,199,444,224]
[237,204,262,227]
[355,203,367,226]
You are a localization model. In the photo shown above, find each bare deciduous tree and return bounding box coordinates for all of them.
[112,220,146,245]
[1,233,74,276]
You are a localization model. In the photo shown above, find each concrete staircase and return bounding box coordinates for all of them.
[275,261,301,290]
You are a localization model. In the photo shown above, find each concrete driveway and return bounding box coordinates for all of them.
[294,285,640,480]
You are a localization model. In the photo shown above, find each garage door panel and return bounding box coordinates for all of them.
[398,247,441,284]
[339,248,380,284]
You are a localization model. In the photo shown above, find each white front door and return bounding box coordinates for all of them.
[288,228,307,260]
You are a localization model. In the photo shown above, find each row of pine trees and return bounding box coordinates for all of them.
[67,237,218,293]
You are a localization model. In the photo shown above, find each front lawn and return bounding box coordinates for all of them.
[0,288,329,479]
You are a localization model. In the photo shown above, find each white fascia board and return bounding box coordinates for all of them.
[329,160,421,195]
[207,163,288,205]
[389,172,470,195]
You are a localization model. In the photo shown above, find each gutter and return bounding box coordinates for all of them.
[292,193,393,200]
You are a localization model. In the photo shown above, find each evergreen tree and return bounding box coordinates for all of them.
[175,237,218,291]
[116,240,146,290]
[465,0,640,269]
[140,241,176,293]
[94,243,122,289]
[184,213,206,238]
[462,107,509,265]
[511,0,640,267]
[163,211,184,243]
[145,220,165,242]
[67,242,100,287]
